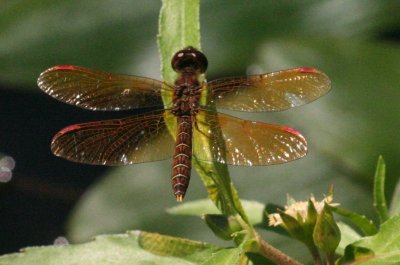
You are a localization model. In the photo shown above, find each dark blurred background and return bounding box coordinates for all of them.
[1,0,400,262]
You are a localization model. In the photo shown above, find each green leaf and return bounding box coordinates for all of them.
[158,0,200,83]
[138,231,219,262]
[167,199,265,225]
[245,253,275,265]
[389,178,400,216]
[204,214,241,241]
[167,199,220,215]
[340,245,374,265]
[332,207,377,236]
[157,0,248,222]
[313,206,340,254]
[304,199,318,237]
[339,216,400,264]
[373,156,389,223]
[202,248,242,265]
[307,198,318,225]
[0,231,221,265]
[278,211,304,242]
[336,222,362,256]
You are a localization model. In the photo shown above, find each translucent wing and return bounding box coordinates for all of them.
[193,110,307,166]
[207,68,331,112]
[38,65,173,111]
[51,110,176,165]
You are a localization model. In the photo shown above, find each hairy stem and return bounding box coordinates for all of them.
[258,238,303,265]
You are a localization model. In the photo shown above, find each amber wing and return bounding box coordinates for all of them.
[193,110,307,166]
[51,110,176,165]
[207,68,331,112]
[37,65,173,111]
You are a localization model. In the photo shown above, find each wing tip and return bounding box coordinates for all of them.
[296,67,332,93]
[37,65,77,89]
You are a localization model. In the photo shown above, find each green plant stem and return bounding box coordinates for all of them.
[258,238,303,265]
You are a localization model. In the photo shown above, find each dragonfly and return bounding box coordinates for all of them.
[37,46,331,202]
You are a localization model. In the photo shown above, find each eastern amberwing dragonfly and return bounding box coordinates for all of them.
[38,46,331,201]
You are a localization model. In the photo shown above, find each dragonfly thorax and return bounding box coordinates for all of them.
[172,80,201,116]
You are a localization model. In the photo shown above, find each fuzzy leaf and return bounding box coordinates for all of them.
[339,216,400,264]
[202,248,242,265]
[0,231,221,265]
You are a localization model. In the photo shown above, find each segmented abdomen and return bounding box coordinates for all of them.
[171,116,192,202]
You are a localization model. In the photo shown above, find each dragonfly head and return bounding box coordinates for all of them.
[171,46,208,74]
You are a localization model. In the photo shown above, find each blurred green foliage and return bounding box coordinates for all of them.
[0,231,224,265]
[1,0,400,262]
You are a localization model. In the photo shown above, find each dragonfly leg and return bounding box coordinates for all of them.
[193,118,211,139]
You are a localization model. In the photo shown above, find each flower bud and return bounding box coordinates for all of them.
[268,191,339,251]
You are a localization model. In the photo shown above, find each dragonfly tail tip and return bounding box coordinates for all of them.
[176,194,184,202]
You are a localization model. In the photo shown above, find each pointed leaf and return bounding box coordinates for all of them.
[332,206,377,236]
[300,199,318,247]
[313,206,340,254]
[373,156,389,223]
[279,211,304,240]
[339,216,400,264]
[307,198,318,226]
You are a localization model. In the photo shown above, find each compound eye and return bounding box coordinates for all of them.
[171,46,208,73]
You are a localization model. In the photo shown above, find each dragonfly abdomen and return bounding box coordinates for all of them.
[171,116,193,202]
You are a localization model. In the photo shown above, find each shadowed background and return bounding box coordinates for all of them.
[1,0,400,262]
